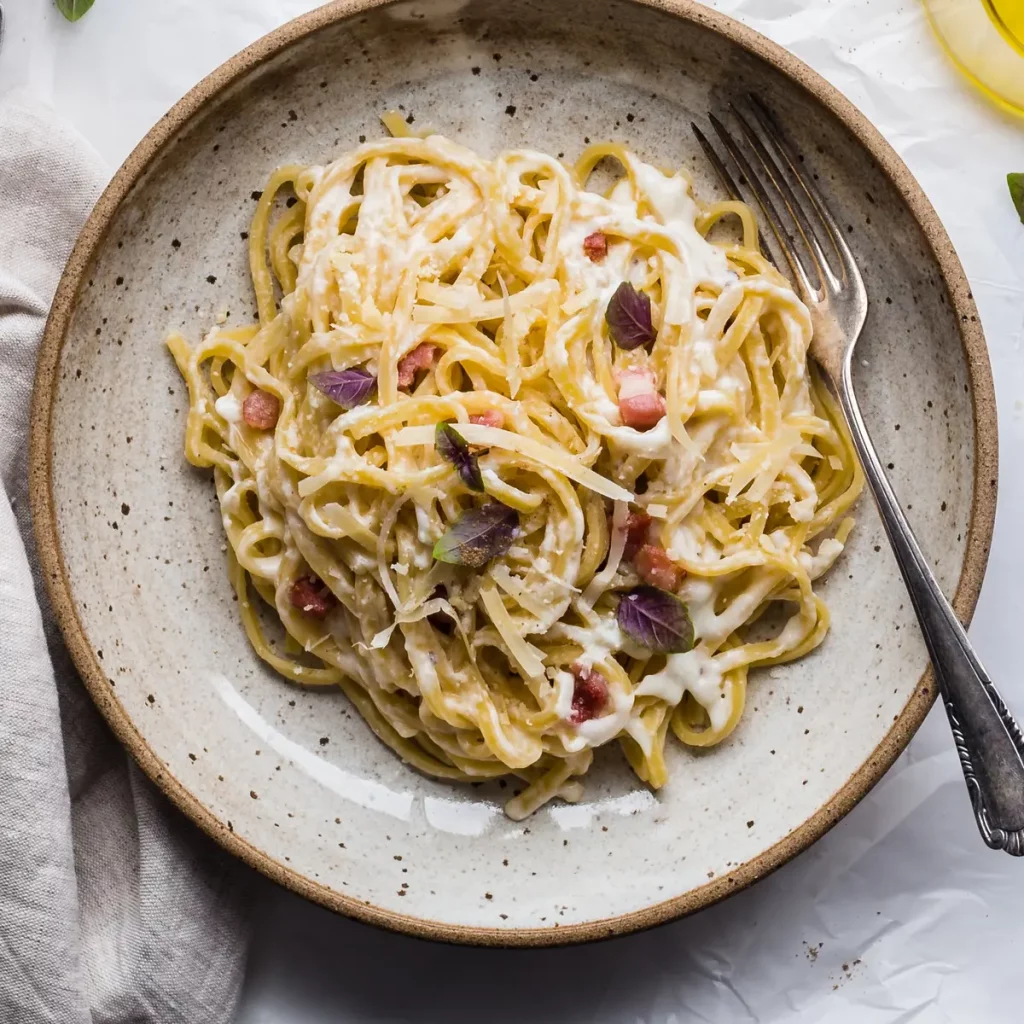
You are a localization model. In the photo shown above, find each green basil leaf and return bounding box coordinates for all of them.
[56,0,96,21]
[1009,173,1024,225]
[432,502,518,568]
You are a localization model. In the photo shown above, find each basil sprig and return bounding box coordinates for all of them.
[1009,173,1024,225]
[56,0,96,21]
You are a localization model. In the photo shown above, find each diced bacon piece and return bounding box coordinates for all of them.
[469,410,505,429]
[634,543,685,592]
[620,391,666,429]
[397,343,439,389]
[622,510,653,560]
[569,665,609,724]
[289,576,336,619]
[583,231,608,262]
[242,389,280,430]
[616,367,666,431]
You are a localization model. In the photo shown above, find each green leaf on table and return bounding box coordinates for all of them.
[56,0,96,22]
[1009,174,1024,225]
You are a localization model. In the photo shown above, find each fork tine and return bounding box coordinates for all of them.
[693,122,779,271]
[691,122,742,201]
[729,105,842,294]
[707,113,817,300]
[746,95,857,287]
[696,121,782,272]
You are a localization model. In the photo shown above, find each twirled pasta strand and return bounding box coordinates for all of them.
[168,129,863,819]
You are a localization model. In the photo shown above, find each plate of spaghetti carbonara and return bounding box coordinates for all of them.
[168,117,863,820]
[33,0,993,947]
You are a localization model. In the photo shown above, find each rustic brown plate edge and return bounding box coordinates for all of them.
[28,0,997,947]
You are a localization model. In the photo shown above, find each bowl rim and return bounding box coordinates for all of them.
[29,0,998,947]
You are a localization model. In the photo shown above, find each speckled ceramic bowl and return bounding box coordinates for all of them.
[30,0,996,945]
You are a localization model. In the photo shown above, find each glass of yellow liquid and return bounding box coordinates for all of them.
[924,0,1024,115]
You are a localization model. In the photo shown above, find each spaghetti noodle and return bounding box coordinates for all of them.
[168,125,862,819]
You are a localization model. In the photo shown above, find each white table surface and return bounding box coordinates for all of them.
[5,1,1024,1021]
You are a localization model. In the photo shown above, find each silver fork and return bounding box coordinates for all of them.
[694,100,1024,855]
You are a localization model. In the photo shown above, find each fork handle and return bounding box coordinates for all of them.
[839,367,1024,854]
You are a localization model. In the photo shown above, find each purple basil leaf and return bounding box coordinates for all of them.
[435,422,484,492]
[432,502,518,568]
[617,585,694,653]
[605,281,655,350]
[310,368,377,409]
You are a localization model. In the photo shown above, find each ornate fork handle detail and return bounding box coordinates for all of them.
[840,367,1024,855]
[947,697,1024,855]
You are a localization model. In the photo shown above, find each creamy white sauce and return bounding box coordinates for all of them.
[575,682,635,747]
[799,537,845,579]
[254,460,281,516]
[413,503,436,546]
[553,669,575,719]
[624,716,654,757]
[632,569,760,727]
[214,393,243,423]
[628,160,732,289]
[635,646,728,729]
[575,615,627,668]
[220,481,245,516]
[348,550,376,574]
[410,547,433,571]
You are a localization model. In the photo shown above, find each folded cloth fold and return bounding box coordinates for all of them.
[0,90,250,1024]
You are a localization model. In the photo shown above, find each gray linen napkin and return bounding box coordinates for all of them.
[0,91,250,1024]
